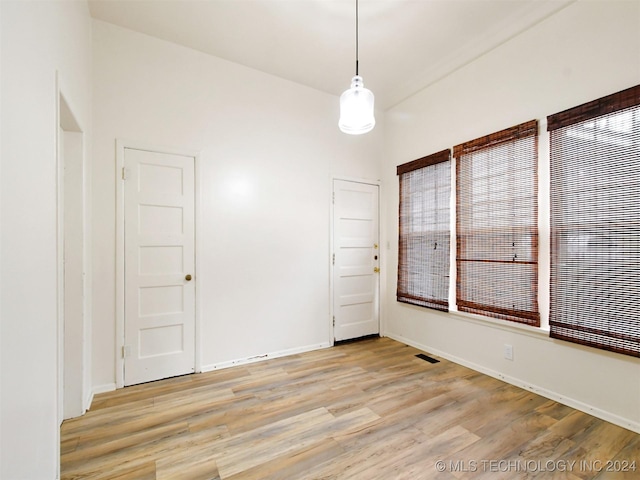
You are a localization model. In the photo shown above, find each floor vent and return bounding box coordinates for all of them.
[415,353,440,364]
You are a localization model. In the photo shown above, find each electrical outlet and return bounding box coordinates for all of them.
[504,344,514,361]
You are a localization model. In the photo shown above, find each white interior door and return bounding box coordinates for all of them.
[333,179,380,342]
[123,147,195,386]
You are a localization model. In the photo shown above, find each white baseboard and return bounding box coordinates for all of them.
[88,343,331,404]
[386,333,640,434]
[84,389,94,413]
[90,383,116,406]
[201,342,332,372]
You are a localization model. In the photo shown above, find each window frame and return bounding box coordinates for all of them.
[548,84,640,358]
[396,149,451,312]
[453,120,541,327]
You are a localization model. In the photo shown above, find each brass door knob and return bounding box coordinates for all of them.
[185,274,192,281]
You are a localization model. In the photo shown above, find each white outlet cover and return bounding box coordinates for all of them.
[504,344,514,361]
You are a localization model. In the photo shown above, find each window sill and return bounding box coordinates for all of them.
[447,308,551,341]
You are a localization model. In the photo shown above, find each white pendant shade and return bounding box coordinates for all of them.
[339,75,375,135]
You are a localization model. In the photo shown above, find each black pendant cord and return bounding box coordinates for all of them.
[355,0,359,76]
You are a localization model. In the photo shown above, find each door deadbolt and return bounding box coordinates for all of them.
[185,274,192,281]
[374,267,380,273]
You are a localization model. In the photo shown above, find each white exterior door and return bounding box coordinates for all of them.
[123,147,196,386]
[333,179,380,341]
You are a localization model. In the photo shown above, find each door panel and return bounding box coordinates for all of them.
[333,180,380,341]
[124,148,195,386]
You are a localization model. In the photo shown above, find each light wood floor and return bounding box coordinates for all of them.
[61,337,639,479]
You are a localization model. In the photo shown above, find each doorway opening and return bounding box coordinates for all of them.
[57,91,89,428]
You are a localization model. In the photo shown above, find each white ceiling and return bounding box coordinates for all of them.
[88,0,575,110]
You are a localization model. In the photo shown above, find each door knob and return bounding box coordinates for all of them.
[185,274,192,281]
[374,267,380,273]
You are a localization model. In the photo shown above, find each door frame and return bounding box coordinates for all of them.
[330,176,382,345]
[115,139,202,389]
[56,74,90,479]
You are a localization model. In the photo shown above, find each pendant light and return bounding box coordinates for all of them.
[339,0,375,135]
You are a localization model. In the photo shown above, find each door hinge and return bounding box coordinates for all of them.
[122,345,132,358]
[333,316,335,327]
[121,167,127,180]
[332,253,335,265]
[332,192,335,204]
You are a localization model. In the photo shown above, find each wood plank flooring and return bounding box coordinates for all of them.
[61,337,639,479]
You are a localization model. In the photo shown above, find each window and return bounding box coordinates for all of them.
[397,150,451,311]
[454,121,540,326]
[548,84,640,358]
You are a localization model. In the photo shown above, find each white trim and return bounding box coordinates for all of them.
[329,177,335,345]
[386,332,640,434]
[330,176,382,345]
[115,139,201,388]
[447,309,550,341]
[332,175,382,186]
[194,151,202,374]
[84,389,94,413]
[54,70,62,480]
[201,342,331,373]
[115,138,199,159]
[384,0,576,109]
[91,383,117,397]
[377,180,386,338]
[56,71,91,478]
[115,140,125,389]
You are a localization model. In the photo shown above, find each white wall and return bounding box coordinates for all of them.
[91,20,383,390]
[0,1,92,478]
[0,3,3,475]
[382,0,640,432]
[2,2,636,477]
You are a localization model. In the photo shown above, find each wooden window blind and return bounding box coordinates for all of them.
[454,120,540,326]
[548,84,640,358]
[397,149,451,311]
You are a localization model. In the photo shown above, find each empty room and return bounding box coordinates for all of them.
[1,0,639,479]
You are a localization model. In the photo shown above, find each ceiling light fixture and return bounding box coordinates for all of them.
[339,0,375,135]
